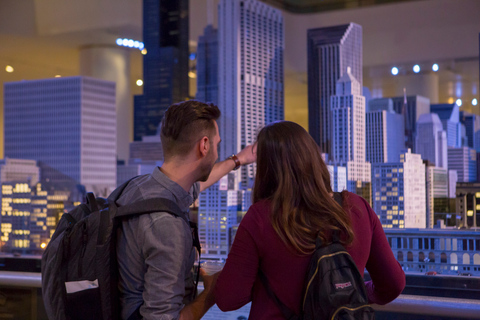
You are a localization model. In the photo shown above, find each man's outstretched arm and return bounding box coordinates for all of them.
[199,145,256,192]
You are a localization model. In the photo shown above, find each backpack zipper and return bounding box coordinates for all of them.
[78,223,88,278]
[302,251,349,310]
[330,304,372,320]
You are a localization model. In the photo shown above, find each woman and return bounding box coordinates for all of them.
[214,121,405,319]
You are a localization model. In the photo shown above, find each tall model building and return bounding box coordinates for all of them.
[4,76,117,195]
[0,158,39,186]
[366,110,404,163]
[134,0,189,140]
[425,166,449,228]
[198,175,243,258]
[330,67,365,163]
[330,67,371,201]
[389,95,430,151]
[199,0,284,259]
[217,0,284,186]
[0,182,32,252]
[460,111,480,151]
[415,113,448,169]
[455,182,480,228]
[196,25,218,104]
[372,149,426,229]
[430,104,462,148]
[447,147,477,182]
[307,23,362,154]
[368,98,394,112]
[327,165,347,192]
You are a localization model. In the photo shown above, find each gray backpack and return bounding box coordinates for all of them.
[41,178,200,320]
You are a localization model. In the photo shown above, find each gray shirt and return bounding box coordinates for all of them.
[116,167,199,320]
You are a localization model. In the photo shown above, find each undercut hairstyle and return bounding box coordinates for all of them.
[253,121,354,255]
[160,100,220,161]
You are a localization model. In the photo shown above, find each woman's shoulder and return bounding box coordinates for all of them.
[340,191,376,221]
[340,190,371,207]
[247,199,272,218]
[241,199,272,228]
[251,199,272,211]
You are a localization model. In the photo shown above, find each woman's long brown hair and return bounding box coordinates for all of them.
[253,121,354,255]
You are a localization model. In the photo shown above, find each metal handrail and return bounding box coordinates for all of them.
[0,272,478,318]
[0,271,42,288]
[373,294,480,319]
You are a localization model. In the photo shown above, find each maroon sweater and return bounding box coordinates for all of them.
[215,191,405,319]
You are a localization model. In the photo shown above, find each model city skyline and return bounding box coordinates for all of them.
[1,0,480,262]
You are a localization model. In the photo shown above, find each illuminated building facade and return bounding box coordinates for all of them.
[4,76,117,195]
[0,181,78,253]
[455,182,480,228]
[30,183,65,252]
[1,183,31,252]
[372,149,426,229]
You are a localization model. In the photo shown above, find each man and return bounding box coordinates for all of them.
[116,100,256,320]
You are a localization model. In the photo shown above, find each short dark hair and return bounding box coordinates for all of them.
[160,100,220,161]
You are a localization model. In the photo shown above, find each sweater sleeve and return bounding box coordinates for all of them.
[215,208,260,311]
[362,198,406,305]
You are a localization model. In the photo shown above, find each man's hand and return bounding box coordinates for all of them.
[200,269,220,307]
[236,144,257,166]
[179,269,220,320]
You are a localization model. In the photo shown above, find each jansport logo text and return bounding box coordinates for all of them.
[335,282,352,290]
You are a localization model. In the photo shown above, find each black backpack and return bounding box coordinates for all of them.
[260,192,375,320]
[41,178,201,320]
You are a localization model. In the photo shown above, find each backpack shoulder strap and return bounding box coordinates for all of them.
[260,192,345,319]
[116,197,202,299]
[331,192,344,243]
[111,178,201,259]
[259,270,298,320]
[115,198,187,223]
[109,175,189,225]
[115,197,201,257]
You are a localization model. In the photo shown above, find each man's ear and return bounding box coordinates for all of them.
[198,136,210,157]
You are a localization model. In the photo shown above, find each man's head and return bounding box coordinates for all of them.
[160,100,221,181]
